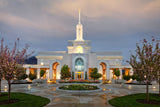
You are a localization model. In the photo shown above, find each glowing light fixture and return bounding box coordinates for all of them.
[41,62,44,65]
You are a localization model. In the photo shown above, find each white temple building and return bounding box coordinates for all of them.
[23,10,132,81]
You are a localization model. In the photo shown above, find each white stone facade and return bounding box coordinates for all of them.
[23,11,132,81]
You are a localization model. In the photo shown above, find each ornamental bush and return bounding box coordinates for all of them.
[90,68,102,81]
[123,75,131,81]
[85,72,87,80]
[60,64,71,79]
[40,70,46,78]
[29,73,37,80]
[131,75,137,80]
[17,74,28,80]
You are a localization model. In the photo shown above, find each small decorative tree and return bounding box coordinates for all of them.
[60,64,71,80]
[90,68,102,82]
[40,70,46,79]
[114,69,120,83]
[85,71,87,80]
[127,37,160,102]
[72,72,74,80]
[29,73,37,81]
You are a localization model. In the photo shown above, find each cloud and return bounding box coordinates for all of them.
[45,0,160,18]
[0,0,8,7]
[0,0,160,61]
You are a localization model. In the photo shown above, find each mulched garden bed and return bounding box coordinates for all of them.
[125,83,152,85]
[137,99,160,105]
[0,99,19,105]
[11,82,32,84]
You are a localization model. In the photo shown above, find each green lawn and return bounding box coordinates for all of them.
[109,93,160,107]
[0,92,50,107]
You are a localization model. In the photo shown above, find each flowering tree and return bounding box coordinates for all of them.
[127,37,160,102]
[0,38,33,103]
[0,39,9,96]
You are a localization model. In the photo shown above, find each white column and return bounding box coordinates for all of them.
[110,69,113,80]
[26,67,30,81]
[107,67,110,80]
[46,70,49,79]
[130,68,133,75]
[37,68,40,79]
[119,68,122,79]
[87,70,89,80]
[49,66,53,80]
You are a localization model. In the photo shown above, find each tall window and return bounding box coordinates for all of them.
[75,58,84,71]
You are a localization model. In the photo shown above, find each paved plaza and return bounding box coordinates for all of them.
[1,80,159,107]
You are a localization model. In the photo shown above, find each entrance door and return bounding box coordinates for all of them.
[75,58,84,80]
[78,73,81,79]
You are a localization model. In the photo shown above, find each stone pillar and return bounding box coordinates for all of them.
[107,67,110,80]
[37,68,40,79]
[87,70,89,80]
[119,68,122,79]
[46,70,49,79]
[130,68,133,75]
[84,70,85,80]
[110,69,113,80]
[49,66,53,80]
[26,67,30,81]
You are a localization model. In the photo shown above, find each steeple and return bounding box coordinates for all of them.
[79,9,81,24]
[75,9,83,41]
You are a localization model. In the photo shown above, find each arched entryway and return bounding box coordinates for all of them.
[52,62,60,80]
[75,58,84,80]
[99,62,106,81]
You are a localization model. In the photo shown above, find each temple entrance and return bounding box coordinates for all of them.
[75,58,84,80]
[52,62,60,80]
[78,72,81,79]
[99,62,106,81]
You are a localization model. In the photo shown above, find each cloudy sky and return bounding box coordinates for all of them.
[0,0,160,63]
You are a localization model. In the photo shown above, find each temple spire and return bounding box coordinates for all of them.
[75,9,83,41]
[79,9,81,24]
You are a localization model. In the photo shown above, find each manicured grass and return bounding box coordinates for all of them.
[109,93,160,107]
[0,92,50,107]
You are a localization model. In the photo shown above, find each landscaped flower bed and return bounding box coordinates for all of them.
[59,84,99,90]
[59,79,100,83]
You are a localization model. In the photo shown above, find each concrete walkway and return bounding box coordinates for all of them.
[1,80,159,107]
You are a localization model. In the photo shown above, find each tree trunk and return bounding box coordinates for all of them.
[0,79,1,95]
[159,78,160,96]
[8,80,11,103]
[146,82,149,102]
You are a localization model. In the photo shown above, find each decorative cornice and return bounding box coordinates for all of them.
[36,56,63,59]
[96,56,123,59]
[23,64,49,68]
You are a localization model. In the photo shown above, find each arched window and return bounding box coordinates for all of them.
[75,58,84,71]
[76,46,83,53]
